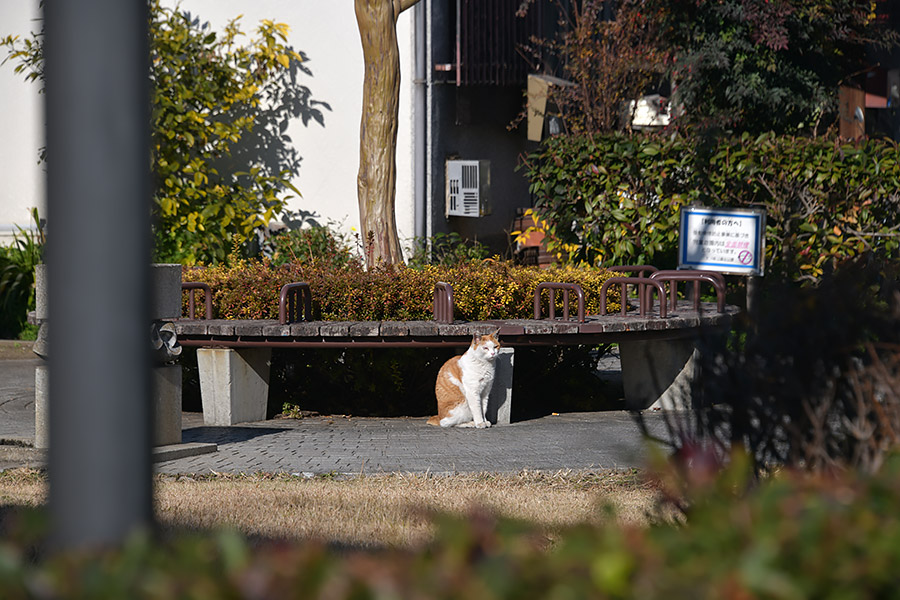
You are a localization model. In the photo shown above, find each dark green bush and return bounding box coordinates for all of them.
[522,132,900,282]
[406,232,491,268]
[267,347,452,417]
[264,344,622,419]
[0,210,44,339]
[264,223,358,269]
[5,456,900,598]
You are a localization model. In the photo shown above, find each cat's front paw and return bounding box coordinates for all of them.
[475,421,492,429]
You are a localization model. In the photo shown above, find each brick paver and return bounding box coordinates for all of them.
[1,348,669,475]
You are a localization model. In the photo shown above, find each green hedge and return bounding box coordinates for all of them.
[4,457,900,598]
[182,259,622,321]
[522,132,900,281]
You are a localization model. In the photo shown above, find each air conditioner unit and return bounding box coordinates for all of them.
[445,159,490,217]
[622,94,670,130]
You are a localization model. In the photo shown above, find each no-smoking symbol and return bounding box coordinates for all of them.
[738,250,754,265]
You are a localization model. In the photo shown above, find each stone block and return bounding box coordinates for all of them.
[197,348,272,426]
[152,364,182,446]
[151,263,183,320]
[42,263,183,320]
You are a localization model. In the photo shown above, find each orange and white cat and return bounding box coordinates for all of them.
[428,331,500,428]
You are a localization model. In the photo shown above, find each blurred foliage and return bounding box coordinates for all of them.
[0,209,44,339]
[182,259,621,321]
[4,454,900,598]
[521,132,900,281]
[3,1,328,265]
[635,257,900,478]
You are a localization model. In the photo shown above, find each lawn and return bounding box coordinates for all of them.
[0,468,661,549]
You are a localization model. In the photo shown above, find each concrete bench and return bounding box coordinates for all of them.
[175,272,738,426]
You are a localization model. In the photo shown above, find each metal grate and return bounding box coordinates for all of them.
[456,0,546,86]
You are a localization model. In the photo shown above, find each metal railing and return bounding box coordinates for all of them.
[181,282,213,320]
[533,282,586,322]
[433,281,455,324]
[649,270,726,313]
[278,282,313,324]
[600,276,668,318]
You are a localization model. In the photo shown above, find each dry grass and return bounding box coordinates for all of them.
[0,468,662,548]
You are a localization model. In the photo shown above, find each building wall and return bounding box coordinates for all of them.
[430,84,533,256]
[0,1,416,251]
[0,1,45,244]
[427,0,536,257]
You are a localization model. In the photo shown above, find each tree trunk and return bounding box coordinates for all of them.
[355,0,420,267]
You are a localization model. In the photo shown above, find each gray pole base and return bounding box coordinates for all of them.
[197,348,272,426]
[36,363,185,449]
[619,338,697,411]
[35,364,50,449]
[152,365,182,446]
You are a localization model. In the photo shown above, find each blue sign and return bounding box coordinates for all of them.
[679,207,766,276]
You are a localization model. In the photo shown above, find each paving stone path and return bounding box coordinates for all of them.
[1,342,670,475]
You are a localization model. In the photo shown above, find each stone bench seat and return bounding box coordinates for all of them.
[172,302,738,427]
[172,304,735,345]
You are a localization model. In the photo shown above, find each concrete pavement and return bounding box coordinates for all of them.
[1,341,669,475]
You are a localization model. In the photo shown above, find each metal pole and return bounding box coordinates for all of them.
[424,0,434,245]
[45,0,152,548]
[746,275,760,322]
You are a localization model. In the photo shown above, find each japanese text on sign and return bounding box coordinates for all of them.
[679,207,765,275]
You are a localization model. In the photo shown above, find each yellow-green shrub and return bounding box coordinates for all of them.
[182,259,621,321]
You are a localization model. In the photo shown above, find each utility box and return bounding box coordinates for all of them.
[445,159,490,217]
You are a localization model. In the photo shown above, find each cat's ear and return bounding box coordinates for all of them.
[491,328,501,340]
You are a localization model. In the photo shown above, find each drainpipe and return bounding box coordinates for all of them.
[425,0,434,243]
[414,1,427,240]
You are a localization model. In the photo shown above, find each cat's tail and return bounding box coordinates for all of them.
[426,415,441,426]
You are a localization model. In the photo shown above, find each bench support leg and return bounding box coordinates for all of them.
[197,348,271,426]
[619,339,696,411]
[486,347,514,425]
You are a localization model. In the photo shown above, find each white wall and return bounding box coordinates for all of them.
[0,1,45,244]
[0,1,415,249]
